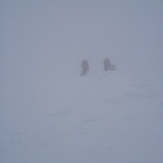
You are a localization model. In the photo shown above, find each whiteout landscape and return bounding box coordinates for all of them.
[1,0,163,163]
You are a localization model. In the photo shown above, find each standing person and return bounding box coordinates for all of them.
[104,57,111,71]
[80,60,89,76]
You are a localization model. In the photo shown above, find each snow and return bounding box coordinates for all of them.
[1,0,163,162]
[1,67,163,163]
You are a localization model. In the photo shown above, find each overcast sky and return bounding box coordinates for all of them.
[1,0,163,76]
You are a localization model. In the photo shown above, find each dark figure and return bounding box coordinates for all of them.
[104,58,111,71]
[80,60,89,76]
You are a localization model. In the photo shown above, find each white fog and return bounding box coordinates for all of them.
[1,0,163,163]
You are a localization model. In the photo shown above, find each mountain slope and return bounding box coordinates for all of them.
[1,70,163,163]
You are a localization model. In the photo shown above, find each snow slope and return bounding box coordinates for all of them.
[1,0,163,162]
[1,67,163,163]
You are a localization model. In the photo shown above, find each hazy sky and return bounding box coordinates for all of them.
[1,0,163,76]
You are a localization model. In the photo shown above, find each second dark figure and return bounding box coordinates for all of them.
[104,58,111,71]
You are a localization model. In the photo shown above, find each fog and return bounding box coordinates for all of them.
[1,0,163,163]
[1,0,163,77]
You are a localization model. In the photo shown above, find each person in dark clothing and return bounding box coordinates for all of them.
[80,60,89,76]
[104,58,111,71]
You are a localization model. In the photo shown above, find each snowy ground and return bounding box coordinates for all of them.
[1,1,163,162]
[1,67,163,163]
